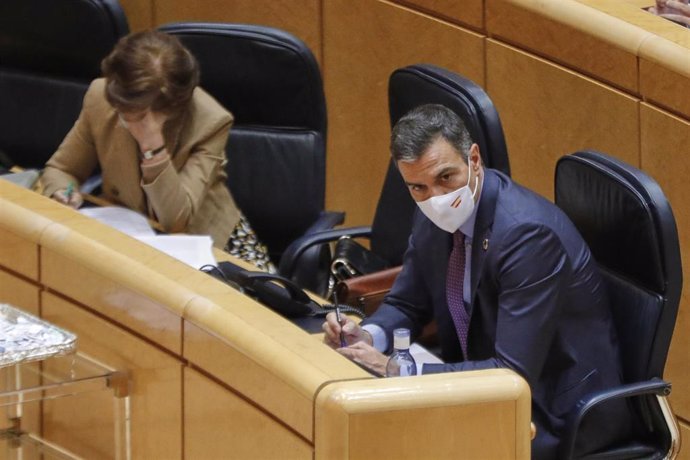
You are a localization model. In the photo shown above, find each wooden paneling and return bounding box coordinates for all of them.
[394,0,484,30]
[323,0,485,226]
[183,297,371,441]
[39,225,188,355]
[153,0,322,63]
[184,367,312,459]
[640,103,690,424]
[486,40,639,199]
[315,369,532,460]
[0,229,38,281]
[0,270,39,316]
[118,0,153,32]
[639,36,690,118]
[486,0,646,93]
[42,292,183,460]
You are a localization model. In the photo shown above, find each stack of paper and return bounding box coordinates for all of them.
[79,206,216,269]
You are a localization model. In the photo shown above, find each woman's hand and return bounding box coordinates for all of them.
[52,188,83,209]
[119,110,167,153]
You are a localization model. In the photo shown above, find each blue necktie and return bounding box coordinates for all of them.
[447,230,469,358]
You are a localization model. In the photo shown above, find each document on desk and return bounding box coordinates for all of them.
[80,206,216,269]
[410,343,444,375]
[80,206,156,237]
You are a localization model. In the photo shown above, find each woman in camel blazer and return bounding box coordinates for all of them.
[42,30,272,270]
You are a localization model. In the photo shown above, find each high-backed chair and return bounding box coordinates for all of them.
[159,23,343,293]
[0,0,129,169]
[280,64,510,297]
[555,151,682,459]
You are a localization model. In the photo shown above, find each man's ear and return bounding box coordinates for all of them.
[469,143,482,169]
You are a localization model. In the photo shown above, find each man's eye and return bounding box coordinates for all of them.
[409,185,422,192]
[440,174,452,182]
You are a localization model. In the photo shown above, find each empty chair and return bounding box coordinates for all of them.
[555,151,682,459]
[280,64,510,298]
[158,22,343,293]
[0,0,129,169]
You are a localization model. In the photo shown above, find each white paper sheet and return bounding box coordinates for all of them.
[80,206,216,269]
[80,206,156,237]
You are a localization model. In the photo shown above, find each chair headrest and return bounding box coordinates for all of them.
[0,0,129,80]
[388,64,510,175]
[159,22,326,132]
[555,151,681,299]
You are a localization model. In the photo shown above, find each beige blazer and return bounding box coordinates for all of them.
[42,78,241,248]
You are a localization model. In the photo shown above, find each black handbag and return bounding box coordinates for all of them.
[330,236,390,281]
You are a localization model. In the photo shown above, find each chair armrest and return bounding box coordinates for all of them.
[308,210,345,232]
[560,378,673,460]
[278,225,373,278]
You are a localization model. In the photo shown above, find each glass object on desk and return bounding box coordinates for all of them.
[0,304,76,367]
[0,304,130,460]
[385,328,417,377]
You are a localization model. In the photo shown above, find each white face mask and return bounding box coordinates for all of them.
[416,165,479,233]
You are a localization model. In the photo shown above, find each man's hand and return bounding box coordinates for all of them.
[338,341,390,376]
[322,311,371,348]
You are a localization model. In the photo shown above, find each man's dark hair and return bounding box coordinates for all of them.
[390,104,473,163]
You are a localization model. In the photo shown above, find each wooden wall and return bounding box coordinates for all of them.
[109,0,690,454]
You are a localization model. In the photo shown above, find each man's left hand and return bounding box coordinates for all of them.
[337,341,390,376]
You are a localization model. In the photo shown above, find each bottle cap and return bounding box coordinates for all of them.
[393,328,411,350]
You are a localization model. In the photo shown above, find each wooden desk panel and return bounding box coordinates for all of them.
[184,296,371,440]
[42,292,183,460]
[486,0,647,93]
[184,367,312,459]
[0,269,39,316]
[394,0,485,30]
[486,39,640,199]
[315,369,531,460]
[0,190,51,281]
[39,224,190,355]
[639,37,690,118]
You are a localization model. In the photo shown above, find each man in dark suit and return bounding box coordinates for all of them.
[323,104,630,459]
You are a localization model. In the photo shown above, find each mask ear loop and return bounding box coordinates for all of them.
[467,159,479,200]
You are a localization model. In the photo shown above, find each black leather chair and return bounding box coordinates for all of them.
[159,23,344,294]
[0,0,129,169]
[280,64,511,297]
[555,151,682,459]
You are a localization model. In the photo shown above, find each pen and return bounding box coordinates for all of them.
[65,181,74,202]
[333,291,347,348]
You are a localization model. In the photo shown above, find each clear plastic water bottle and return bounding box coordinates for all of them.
[385,328,417,377]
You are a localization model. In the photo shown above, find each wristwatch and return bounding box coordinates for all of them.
[142,145,166,160]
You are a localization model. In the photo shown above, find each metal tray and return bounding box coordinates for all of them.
[0,304,77,367]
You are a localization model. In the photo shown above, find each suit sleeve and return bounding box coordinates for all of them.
[423,222,568,382]
[41,83,100,198]
[361,229,436,352]
[140,113,233,233]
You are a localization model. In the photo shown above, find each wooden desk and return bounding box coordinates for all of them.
[0,180,532,459]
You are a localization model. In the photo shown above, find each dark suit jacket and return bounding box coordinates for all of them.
[363,169,630,459]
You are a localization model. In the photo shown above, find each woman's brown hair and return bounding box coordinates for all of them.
[101,30,199,114]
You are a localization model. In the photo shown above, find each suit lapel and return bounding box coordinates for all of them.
[469,169,499,313]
